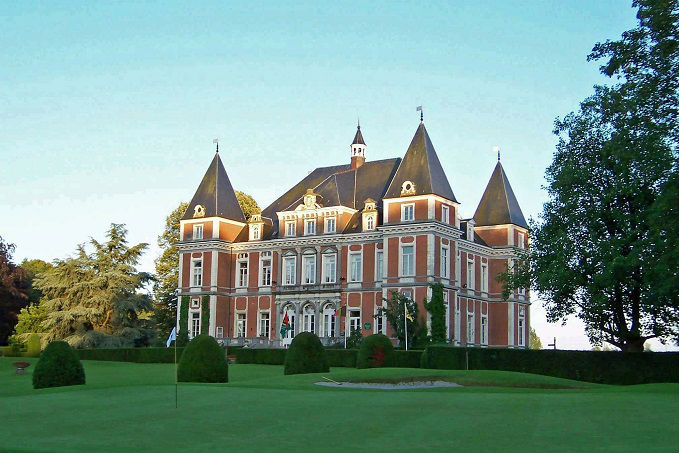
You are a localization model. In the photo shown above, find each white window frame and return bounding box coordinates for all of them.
[481,263,488,293]
[375,307,386,335]
[467,312,475,345]
[518,316,525,347]
[441,205,449,224]
[304,219,316,236]
[401,245,414,277]
[283,256,297,286]
[366,214,375,230]
[321,253,337,284]
[237,253,249,288]
[302,254,316,285]
[324,217,336,234]
[441,245,449,279]
[302,305,315,333]
[235,312,247,338]
[190,298,200,309]
[455,251,461,285]
[251,225,260,240]
[322,304,336,337]
[481,314,488,345]
[190,311,201,338]
[258,311,270,338]
[518,233,525,249]
[193,224,203,240]
[285,220,296,237]
[443,291,450,339]
[466,258,475,290]
[216,326,223,338]
[375,250,384,281]
[349,310,361,333]
[192,259,202,287]
[401,203,415,222]
[454,297,461,345]
[349,252,362,283]
[260,252,272,287]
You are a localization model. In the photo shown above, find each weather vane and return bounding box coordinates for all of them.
[493,146,501,161]
[213,138,219,153]
[416,105,423,122]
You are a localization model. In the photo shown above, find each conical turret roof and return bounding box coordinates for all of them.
[352,126,365,145]
[384,122,457,201]
[182,153,246,222]
[473,161,527,228]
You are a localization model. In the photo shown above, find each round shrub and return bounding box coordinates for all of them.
[357,334,395,369]
[284,332,329,375]
[32,341,86,389]
[177,335,228,383]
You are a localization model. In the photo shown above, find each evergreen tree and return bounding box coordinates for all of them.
[35,224,153,347]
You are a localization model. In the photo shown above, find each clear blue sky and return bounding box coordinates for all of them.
[4,1,666,349]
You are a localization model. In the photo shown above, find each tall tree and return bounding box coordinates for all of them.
[153,202,188,335]
[36,224,153,347]
[0,237,27,344]
[378,291,425,349]
[21,259,52,305]
[424,283,447,343]
[235,191,261,220]
[520,0,678,352]
[529,328,543,350]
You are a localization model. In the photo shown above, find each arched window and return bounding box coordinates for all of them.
[302,304,315,333]
[367,215,375,230]
[322,303,336,337]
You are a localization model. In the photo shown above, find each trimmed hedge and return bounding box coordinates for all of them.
[420,346,679,385]
[284,333,329,375]
[235,348,287,365]
[357,334,394,369]
[33,341,86,389]
[392,350,423,368]
[327,349,357,367]
[177,335,228,383]
[76,347,186,363]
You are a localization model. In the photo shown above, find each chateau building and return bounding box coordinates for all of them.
[176,119,530,348]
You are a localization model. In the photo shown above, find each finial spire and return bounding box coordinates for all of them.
[213,138,219,153]
[493,146,501,161]
[416,105,423,122]
[357,116,360,130]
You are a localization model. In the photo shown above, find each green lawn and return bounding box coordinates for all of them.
[1,357,676,453]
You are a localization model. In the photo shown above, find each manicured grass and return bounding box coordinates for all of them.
[1,357,677,453]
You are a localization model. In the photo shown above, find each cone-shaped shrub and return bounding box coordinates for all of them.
[33,341,86,389]
[357,334,395,368]
[284,332,329,375]
[177,335,228,383]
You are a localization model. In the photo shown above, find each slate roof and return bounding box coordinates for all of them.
[182,153,246,222]
[473,161,528,229]
[384,122,457,202]
[352,126,365,145]
[261,158,401,236]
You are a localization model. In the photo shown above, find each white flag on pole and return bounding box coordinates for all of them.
[166,327,177,348]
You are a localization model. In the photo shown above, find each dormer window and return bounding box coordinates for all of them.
[304,219,316,235]
[285,221,296,237]
[467,224,474,241]
[366,215,375,230]
[518,233,525,249]
[252,225,260,240]
[442,205,449,224]
[193,224,203,240]
[325,217,336,233]
[401,203,415,222]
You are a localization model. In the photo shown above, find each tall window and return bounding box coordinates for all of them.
[260,252,272,287]
[366,215,375,230]
[325,217,336,234]
[193,224,203,240]
[441,246,449,278]
[322,304,336,337]
[456,251,461,284]
[518,233,525,249]
[401,245,414,276]
[481,264,488,292]
[375,250,384,280]
[442,205,449,224]
[466,258,475,290]
[237,253,248,288]
[454,297,461,345]
[302,305,315,333]
[285,221,295,237]
[283,256,296,285]
[322,254,336,283]
[518,307,525,347]
[236,313,246,338]
[467,312,475,345]
[304,219,316,235]
[191,312,200,338]
[302,255,316,285]
[481,315,488,345]
[401,203,414,221]
[349,253,362,282]
[282,307,295,339]
[349,310,361,333]
[258,312,270,337]
[251,225,260,240]
[192,259,202,287]
[443,291,450,339]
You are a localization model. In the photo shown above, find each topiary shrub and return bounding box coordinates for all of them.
[284,332,329,375]
[33,341,86,389]
[357,334,395,369]
[177,335,228,383]
[26,334,42,357]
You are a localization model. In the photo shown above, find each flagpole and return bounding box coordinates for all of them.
[404,301,408,351]
[175,291,178,409]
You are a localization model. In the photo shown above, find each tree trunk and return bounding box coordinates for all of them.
[620,337,645,352]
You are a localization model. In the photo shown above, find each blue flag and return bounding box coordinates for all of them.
[166,327,177,348]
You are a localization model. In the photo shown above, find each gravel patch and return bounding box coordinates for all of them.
[315,380,462,390]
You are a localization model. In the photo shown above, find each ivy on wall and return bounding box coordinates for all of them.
[201,296,210,335]
[178,296,189,346]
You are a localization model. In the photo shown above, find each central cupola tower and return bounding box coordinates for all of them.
[350,121,366,169]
